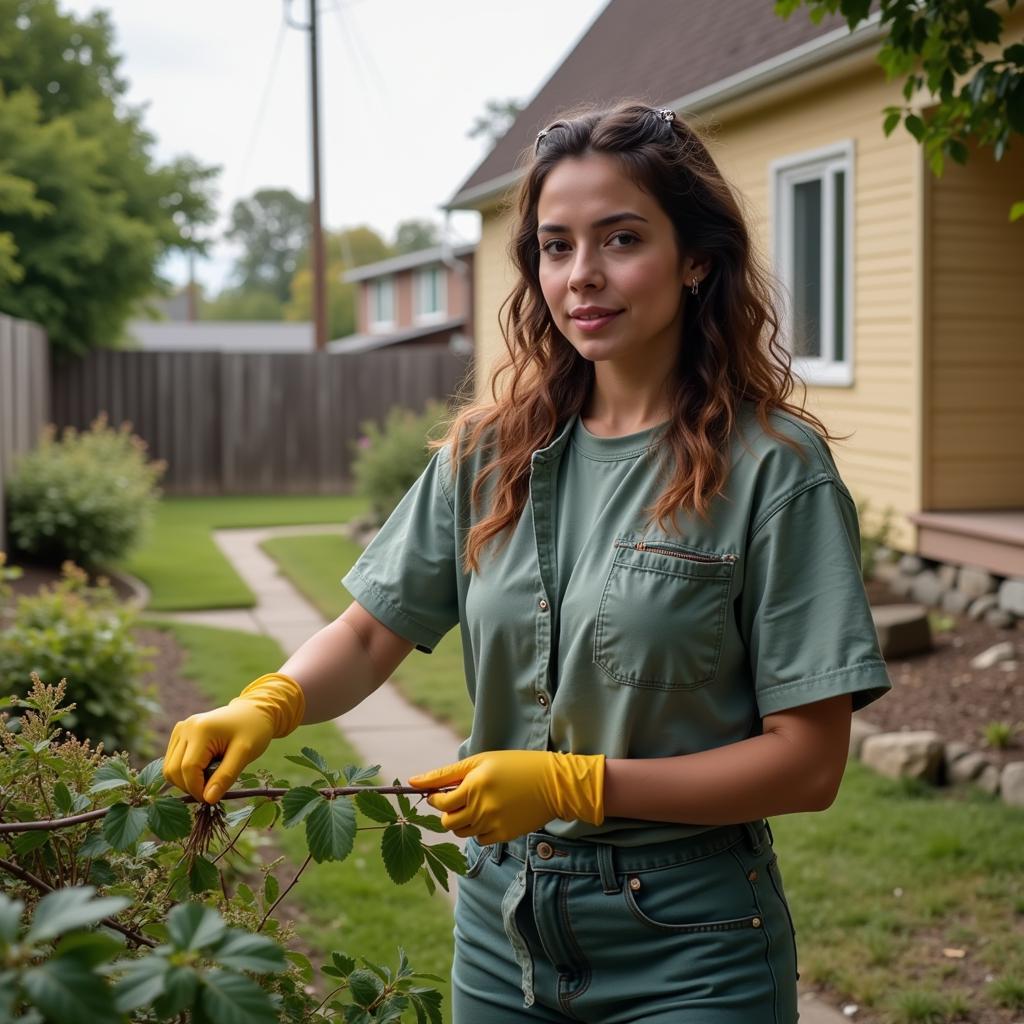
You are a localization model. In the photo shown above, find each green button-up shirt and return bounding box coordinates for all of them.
[341,404,892,846]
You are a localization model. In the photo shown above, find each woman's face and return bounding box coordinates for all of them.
[536,152,695,370]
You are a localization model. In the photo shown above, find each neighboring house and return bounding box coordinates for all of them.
[443,0,1024,573]
[331,242,475,355]
[125,321,315,353]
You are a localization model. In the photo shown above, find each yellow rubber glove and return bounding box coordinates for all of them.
[162,672,306,804]
[407,749,605,845]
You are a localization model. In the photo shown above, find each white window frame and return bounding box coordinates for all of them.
[770,140,855,387]
[368,275,395,332]
[413,266,447,324]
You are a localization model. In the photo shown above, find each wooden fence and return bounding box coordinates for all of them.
[49,346,475,495]
[0,315,50,553]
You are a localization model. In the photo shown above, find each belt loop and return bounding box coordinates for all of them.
[764,819,775,847]
[742,820,765,856]
[492,840,507,865]
[596,842,621,894]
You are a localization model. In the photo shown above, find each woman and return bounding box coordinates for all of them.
[164,100,892,1023]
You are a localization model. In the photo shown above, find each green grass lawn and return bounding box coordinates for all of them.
[115,495,367,611]
[142,617,457,1020]
[260,532,474,738]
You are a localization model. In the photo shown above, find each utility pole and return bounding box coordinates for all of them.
[286,0,328,351]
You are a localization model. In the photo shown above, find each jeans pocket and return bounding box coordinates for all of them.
[766,854,800,979]
[463,837,491,878]
[593,537,737,691]
[620,847,763,933]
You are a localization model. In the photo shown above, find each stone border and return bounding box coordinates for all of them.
[100,565,151,614]
[849,715,1024,809]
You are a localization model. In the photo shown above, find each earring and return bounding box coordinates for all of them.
[690,278,699,296]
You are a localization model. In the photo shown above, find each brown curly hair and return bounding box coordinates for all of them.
[431,98,842,575]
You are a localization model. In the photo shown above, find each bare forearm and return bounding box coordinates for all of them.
[278,617,382,725]
[603,732,829,825]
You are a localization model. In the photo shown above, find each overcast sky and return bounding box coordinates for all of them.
[60,0,609,294]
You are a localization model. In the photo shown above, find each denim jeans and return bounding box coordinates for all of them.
[451,819,800,1023]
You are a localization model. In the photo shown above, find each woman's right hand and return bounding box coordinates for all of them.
[162,702,275,804]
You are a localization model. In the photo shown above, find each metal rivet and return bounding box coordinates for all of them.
[748,869,758,881]
[752,917,762,928]
[539,599,548,610]
[536,842,554,859]
[537,693,548,707]
[628,877,641,891]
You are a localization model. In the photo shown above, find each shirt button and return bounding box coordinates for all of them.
[539,599,548,611]
[536,842,554,859]
[537,693,549,707]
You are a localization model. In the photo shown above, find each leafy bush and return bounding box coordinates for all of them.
[0,677,460,1022]
[855,496,896,581]
[350,400,453,526]
[5,413,166,569]
[0,560,158,757]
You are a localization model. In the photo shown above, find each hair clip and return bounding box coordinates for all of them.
[656,108,676,123]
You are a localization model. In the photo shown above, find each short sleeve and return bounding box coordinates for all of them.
[340,444,459,654]
[738,477,893,717]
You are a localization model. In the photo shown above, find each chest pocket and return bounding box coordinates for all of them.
[593,537,738,691]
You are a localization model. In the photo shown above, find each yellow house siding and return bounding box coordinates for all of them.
[926,134,1024,508]
[473,207,518,403]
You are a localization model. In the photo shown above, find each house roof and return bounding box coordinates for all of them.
[327,316,468,354]
[126,321,314,353]
[342,241,476,283]
[446,0,882,210]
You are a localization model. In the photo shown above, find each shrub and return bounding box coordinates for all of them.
[855,496,896,581]
[0,677,460,1022]
[0,561,158,757]
[5,413,166,569]
[349,399,453,526]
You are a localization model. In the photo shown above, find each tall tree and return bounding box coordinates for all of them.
[0,0,220,358]
[776,0,1024,220]
[285,225,392,339]
[223,188,311,303]
[467,97,525,149]
[393,218,440,254]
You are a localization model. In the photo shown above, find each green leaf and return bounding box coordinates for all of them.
[1010,200,1024,222]
[213,930,287,974]
[905,114,925,141]
[348,968,384,1008]
[27,886,130,943]
[189,855,220,894]
[281,786,324,828]
[154,965,199,1018]
[53,931,124,968]
[422,846,451,893]
[358,956,391,985]
[22,958,118,1020]
[882,109,901,136]
[196,968,279,1024]
[113,955,170,1012]
[411,988,443,1024]
[13,830,49,857]
[424,841,467,875]
[167,902,227,951]
[394,779,413,818]
[223,803,254,827]
[103,803,149,850]
[299,746,332,776]
[420,866,436,897]
[0,895,25,945]
[381,822,424,884]
[89,759,132,793]
[248,800,279,829]
[354,790,397,824]
[263,873,279,905]
[147,797,192,840]
[305,797,356,863]
[332,951,357,976]
[136,757,165,790]
[236,882,255,905]
[342,764,381,785]
[77,831,112,859]
[52,782,74,815]
[407,811,446,833]
[285,949,313,981]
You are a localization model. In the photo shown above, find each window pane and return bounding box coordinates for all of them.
[792,179,821,358]
[833,170,845,362]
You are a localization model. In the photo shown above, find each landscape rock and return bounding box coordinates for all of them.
[976,763,1001,795]
[1000,763,1024,808]
[968,594,999,621]
[948,751,992,784]
[860,731,944,783]
[888,574,916,598]
[898,554,925,575]
[941,589,972,615]
[958,566,998,600]
[969,641,1017,670]
[870,604,932,658]
[910,570,946,607]
[849,716,882,760]
[937,564,959,590]
[998,578,1024,617]
[984,608,1017,630]
[943,740,972,766]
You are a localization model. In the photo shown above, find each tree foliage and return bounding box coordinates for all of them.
[392,219,440,255]
[467,97,525,149]
[0,0,220,357]
[776,0,1024,220]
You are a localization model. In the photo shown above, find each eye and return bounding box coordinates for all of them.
[540,239,569,257]
[609,231,638,246]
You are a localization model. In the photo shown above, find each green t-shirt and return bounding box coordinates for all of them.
[341,403,892,846]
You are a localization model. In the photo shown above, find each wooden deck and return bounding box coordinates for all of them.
[908,510,1024,578]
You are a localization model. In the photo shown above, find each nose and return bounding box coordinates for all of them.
[567,244,605,293]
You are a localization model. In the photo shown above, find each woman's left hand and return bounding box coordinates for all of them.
[407,749,606,844]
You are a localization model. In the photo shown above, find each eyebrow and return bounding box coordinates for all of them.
[536,212,649,234]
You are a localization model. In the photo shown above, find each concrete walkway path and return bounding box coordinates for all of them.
[148,523,847,1024]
